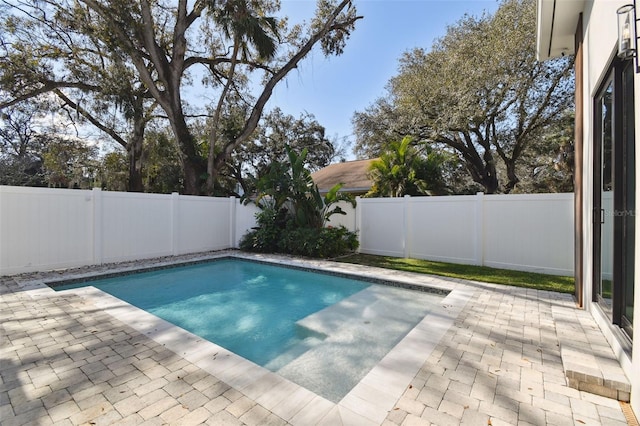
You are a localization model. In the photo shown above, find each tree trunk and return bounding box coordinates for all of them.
[457,141,499,194]
[182,156,206,195]
[169,116,206,195]
[481,144,499,194]
[127,111,146,192]
[502,160,519,194]
[127,144,144,192]
[471,160,499,194]
[481,173,499,194]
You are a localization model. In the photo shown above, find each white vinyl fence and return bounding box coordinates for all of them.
[336,192,574,276]
[0,186,259,275]
[0,186,574,277]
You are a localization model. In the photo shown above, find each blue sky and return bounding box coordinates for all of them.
[265,0,500,159]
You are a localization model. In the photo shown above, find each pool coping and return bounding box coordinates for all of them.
[14,252,474,425]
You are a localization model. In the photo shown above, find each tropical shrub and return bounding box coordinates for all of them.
[240,221,358,258]
[240,146,359,257]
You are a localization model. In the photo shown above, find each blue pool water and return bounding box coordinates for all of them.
[54,259,369,366]
[54,258,445,402]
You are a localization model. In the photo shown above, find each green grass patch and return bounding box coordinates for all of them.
[335,253,575,294]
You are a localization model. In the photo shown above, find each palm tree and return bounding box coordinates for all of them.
[367,136,444,197]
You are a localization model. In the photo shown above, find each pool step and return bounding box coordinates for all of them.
[263,335,325,371]
[295,285,433,336]
[275,285,443,403]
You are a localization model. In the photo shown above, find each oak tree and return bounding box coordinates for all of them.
[0,1,157,191]
[1,0,362,195]
[353,0,573,194]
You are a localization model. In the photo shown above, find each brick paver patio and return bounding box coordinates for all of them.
[0,252,634,425]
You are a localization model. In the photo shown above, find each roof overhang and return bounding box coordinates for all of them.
[536,0,585,60]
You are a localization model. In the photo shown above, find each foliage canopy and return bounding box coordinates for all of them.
[1,0,362,195]
[366,136,450,197]
[353,0,574,194]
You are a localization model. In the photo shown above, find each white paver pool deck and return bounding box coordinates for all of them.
[1,251,636,425]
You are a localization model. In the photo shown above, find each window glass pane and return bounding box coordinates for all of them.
[599,80,614,312]
[622,62,635,337]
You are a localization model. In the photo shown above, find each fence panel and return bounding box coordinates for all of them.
[176,195,231,255]
[0,186,242,275]
[355,192,574,276]
[100,191,174,263]
[358,198,406,257]
[408,195,479,265]
[482,193,574,275]
[234,201,260,247]
[0,186,93,275]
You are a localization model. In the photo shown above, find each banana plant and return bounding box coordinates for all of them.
[245,145,356,229]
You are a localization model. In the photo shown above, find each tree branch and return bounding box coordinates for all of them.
[53,88,128,149]
[213,0,362,171]
[0,81,102,109]
[79,0,169,112]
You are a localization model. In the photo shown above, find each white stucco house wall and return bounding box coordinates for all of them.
[537,0,640,416]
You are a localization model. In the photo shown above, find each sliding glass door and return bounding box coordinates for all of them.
[593,58,635,341]
[620,61,635,338]
[594,76,614,314]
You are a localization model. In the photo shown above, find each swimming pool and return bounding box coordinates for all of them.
[52,258,446,403]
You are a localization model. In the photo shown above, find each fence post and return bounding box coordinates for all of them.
[171,192,180,256]
[229,196,237,248]
[355,196,362,253]
[475,192,484,266]
[404,195,411,258]
[92,187,103,265]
